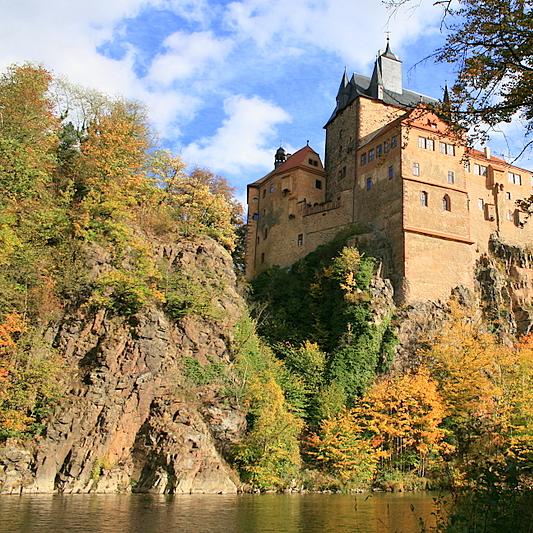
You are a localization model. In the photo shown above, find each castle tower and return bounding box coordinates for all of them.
[370,37,403,95]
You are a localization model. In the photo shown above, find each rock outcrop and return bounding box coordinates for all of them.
[476,236,533,336]
[0,237,246,495]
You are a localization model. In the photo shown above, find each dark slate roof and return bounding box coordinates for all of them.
[382,40,399,61]
[325,72,437,127]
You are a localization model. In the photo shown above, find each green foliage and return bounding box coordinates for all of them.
[89,270,155,316]
[252,239,397,422]
[183,357,224,387]
[161,268,220,321]
[328,318,396,401]
[232,315,304,489]
[0,321,66,441]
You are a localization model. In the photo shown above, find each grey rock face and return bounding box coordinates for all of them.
[0,237,246,495]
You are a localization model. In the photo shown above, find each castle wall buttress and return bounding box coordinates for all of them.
[325,100,358,203]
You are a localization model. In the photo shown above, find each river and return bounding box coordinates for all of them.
[0,492,444,532]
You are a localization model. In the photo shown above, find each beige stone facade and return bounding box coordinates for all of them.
[245,46,533,304]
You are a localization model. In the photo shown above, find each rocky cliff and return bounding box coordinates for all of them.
[0,237,246,495]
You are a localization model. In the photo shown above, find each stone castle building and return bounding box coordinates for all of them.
[244,41,533,304]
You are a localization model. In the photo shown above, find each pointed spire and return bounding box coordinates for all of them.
[381,34,400,61]
[336,67,350,107]
[443,83,451,105]
[384,33,392,55]
[337,67,349,94]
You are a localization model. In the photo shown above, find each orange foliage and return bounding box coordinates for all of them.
[0,312,26,352]
[354,368,449,476]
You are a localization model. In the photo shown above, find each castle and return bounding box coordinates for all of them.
[244,41,533,304]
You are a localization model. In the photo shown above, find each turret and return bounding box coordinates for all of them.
[370,37,403,97]
[274,146,287,168]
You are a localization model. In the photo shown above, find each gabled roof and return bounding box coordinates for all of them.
[248,145,323,188]
[325,73,437,127]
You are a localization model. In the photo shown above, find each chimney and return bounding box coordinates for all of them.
[484,146,491,159]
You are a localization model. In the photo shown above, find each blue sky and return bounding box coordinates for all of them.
[1,0,530,202]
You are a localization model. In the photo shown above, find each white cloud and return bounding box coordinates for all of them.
[181,95,291,176]
[148,31,233,86]
[0,0,207,135]
[225,0,443,68]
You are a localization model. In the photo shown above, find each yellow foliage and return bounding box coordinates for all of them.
[237,374,303,489]
[308,409,378,485]
[354,368,449,476]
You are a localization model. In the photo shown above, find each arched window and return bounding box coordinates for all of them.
[420,190,428,207]
[442,194,451,211]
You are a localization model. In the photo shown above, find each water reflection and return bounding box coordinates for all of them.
[0,492,440,533]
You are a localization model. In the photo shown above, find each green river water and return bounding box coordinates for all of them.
[0,492,444,533]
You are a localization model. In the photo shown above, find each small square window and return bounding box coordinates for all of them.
[508,172,522,185]
[448,171,455,184]
[474,164,487,176]
[412,162,420,176]
[366,177,373,191]
[315,179,322,189]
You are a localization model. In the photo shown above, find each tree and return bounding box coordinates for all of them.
[386,0,532,159]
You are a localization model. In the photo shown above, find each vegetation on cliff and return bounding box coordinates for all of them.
[252,236,397,420]
[0,63,532,531]
[0,64,241,440]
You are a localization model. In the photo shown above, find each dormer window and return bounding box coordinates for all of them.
[308,158,319,167]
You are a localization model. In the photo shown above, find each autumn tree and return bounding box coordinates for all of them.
[307,409,378,486]
[420,304,533,488]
